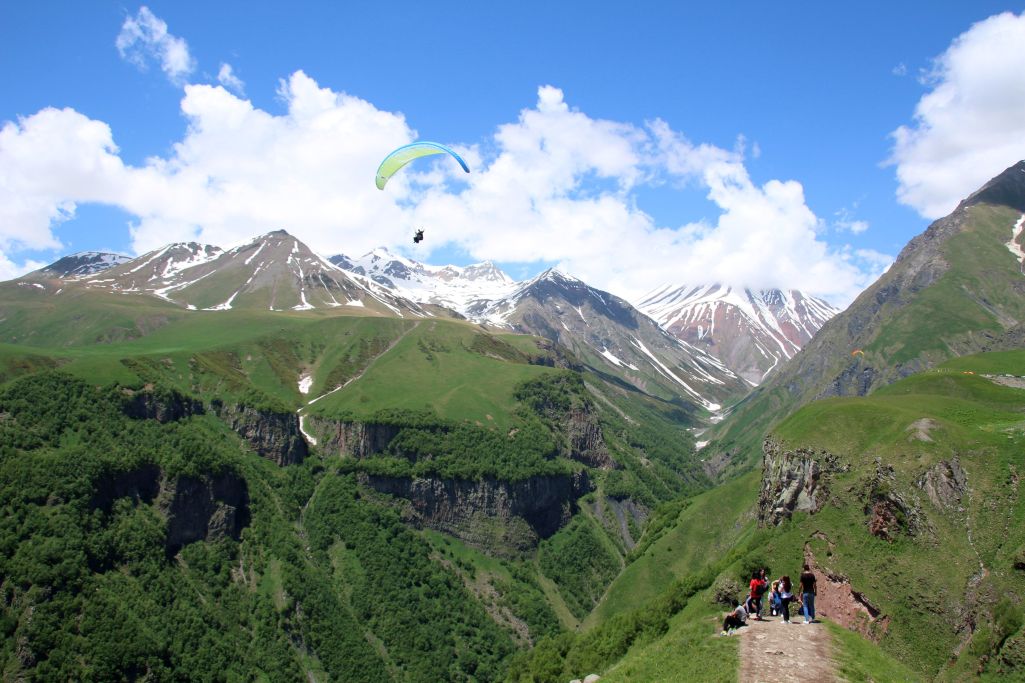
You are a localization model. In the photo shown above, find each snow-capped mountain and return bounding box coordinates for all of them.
[26,251,132,278]
[82,231,431,316]
[636,284,839,385]
[473,269,750,411]
[329,247,518,317]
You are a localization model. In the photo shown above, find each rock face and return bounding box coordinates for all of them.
[90,465,250,556]
[121,387,203,423]
[758,437,847,525]
[918,458,968,511]
[215,402,307,466]
[304,417,402,459]
[363,471,591,552]
[159,470,250,555]
[857,460,926,541]
[565,407,615,470]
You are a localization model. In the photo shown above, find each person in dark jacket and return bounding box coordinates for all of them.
[800,563,817,624]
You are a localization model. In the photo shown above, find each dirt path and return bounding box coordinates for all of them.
[737,614,838,683]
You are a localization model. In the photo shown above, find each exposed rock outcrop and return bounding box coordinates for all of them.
[303,417,402,458]
[362,471,591,553]
[592,496,647,550]
[90,465,250,556]
[857,459,927,541]
[214,401,307,466]
[565,407,615,469]
[918,458,968,511]
[159,470,250,555]
[758,437,847,525]
[121,387,203,423]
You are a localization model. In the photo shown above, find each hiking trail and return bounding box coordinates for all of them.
[736,613,838,683]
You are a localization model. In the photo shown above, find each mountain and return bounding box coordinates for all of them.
[706,159,1025,473]
[471,268,749,412]
[327,251,749,412]
[24,251,133,278]
[636,284,838,385]
[0,277,712,679]
[329,247,518,317]
[79,230,431,316]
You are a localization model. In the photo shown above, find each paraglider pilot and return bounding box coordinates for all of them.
[413,229,425,244]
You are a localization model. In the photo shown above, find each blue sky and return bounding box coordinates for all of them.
[2,1,1025,304]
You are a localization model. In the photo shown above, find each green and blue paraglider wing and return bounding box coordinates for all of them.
[375,141,470,190]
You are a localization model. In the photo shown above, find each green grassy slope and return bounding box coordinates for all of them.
[706,202,1025,475]
[586,468,759,627]
[308,320,555,428]
[0,287,719,680]
[508,351,1025,682]
[764,351,1025,679]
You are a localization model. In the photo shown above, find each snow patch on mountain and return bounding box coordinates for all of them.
[330,247,518,317]
[1007,213,1025,273]
[636,283,838,385]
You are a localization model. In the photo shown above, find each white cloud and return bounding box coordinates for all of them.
[0,76,883,305]
[217,63,245,95]
[889,11,1025,218]
[892,63,908,77]
[116,6,195,84]
[834,207,869,234]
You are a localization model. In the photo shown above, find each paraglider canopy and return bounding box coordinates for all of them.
[851,349,865,357]
[375,141,470,190]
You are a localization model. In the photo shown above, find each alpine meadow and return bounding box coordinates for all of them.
[3,3,1025,682]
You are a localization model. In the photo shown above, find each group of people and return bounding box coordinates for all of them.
[721,563,818,635]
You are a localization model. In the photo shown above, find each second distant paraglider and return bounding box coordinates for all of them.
[375,141,470,245]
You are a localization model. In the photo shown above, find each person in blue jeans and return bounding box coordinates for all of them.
[799,563,817,624]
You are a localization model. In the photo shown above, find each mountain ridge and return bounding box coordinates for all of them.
[636,284,838,385]
[705,159,1025,474]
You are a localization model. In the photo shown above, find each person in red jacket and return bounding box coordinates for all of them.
[745,569,768,620]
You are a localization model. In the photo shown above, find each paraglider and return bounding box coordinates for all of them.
[413,229,424,244]
[851,349,865,358]
[375,141,470,190]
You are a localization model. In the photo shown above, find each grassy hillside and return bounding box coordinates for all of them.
[763,351,1025,679]
[706,201,1025,476]
[0,285,719,680]
[508,350,1025,682]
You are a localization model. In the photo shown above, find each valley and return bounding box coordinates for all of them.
[1,162,1024,681]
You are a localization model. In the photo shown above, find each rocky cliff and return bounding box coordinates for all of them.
[159,470,250,555]
[362,470,591,554]
[758,437,848,526]
[121,387,204,423]
[303,416,402,458]
[91,465,250,556]
[564,406,615,470]
[214,401,307,466]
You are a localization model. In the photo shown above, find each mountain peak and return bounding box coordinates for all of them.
[28,251,133,279]
[963,160,1025,213]
[535,268,578,284]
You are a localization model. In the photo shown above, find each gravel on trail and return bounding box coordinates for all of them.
[736,614,837,683]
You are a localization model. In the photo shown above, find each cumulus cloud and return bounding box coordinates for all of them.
[889,11,1025,218]
[116,6,195,84]
[217,63,245,95]
[0,75,883,305]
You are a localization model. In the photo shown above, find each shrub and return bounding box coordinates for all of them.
[711,575,742,606]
